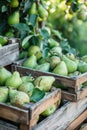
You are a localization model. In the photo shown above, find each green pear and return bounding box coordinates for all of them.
[48,38,59,48]
[78,62,87,73]
[0,87,8,103]
[38,3,48,20]
[10,0,19,8]
[81,55,87,63]
[18,82,34,96]
[29,2,37,14]
[50,46,62,55]
[50,56,61,69]
[66,53,75,60]
[9,89,18,99]
[35,51,42,60]
[62,55,77,73]
[8,11,19,26]
[0,35,8,46]
[10,91,29,107]
[23,55,37,69]
[39,58,48,64]
[41,104,57,116]
[19,51,28,59]
[35,63,50,72]
[53,61,68,76]
[21,76,34,83]
[34,76,55,92]
[6,71,22,89]
[28,46,40,57]
[0,67,12,85]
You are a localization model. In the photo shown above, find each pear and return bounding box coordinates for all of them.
[38,3,48,20]
[0,35,8,46]
[8,11,19,26]
[35,51,42,60]
[10,91,29,107]
[0,87,8,103]
[50,56,61,69]
[81,55,87,63]
[9,89,18,99]
[34,76,55,92]
[18,82,34,96]
[0,67,12,85]
[41,104,57,116]
[35,63,50,72]
[53,61,68,76]
[78,62,87,73]
[21,76,34,83]
[48,38,59,48]
[62,55,77,73]
[66,53,75,60]
[39,58,47,64]
[50,46,62,55]
[23,55,37,69]
[10,0,19,8]
[6,71,22,89]
[29,2,37,14]
[28,46,40,57]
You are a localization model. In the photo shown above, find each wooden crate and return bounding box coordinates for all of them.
[12,65,87,101]
[0,98,86,130]
[0,38,19,66]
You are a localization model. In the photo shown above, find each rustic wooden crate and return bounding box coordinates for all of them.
[0,98,86,130]
[0,38,19,66]
[12,64,87,101]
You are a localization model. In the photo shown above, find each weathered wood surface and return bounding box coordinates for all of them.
[0,119,18,130]
[66,110,87,130]
[32,98,87,130]
[12,65,87,101]
[0,103,29,124]
[0,38,19,66]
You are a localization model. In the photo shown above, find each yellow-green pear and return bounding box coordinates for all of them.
[10,91,29,107]
[78,62,87,73]
[23,55,37,69]
[0,35,8,46]
[0,67,12,85]
[8,11,19,26]
[62,55,77,73]
[50,56,61,69]
[28,46,40,57]
[6,71,22,89]
[41,104,57,116]
[0,87,8,103]
[29,2,37,14]
[66,53,75,60]
[50,46,62,55]
[81,55,87,63]
[18,82,34,96]
[38,3,48,20]
[53,61,68,76]
[21,76,34,83]
[10,0,19,8]
[35,63,50,72]
[34,76,55,92]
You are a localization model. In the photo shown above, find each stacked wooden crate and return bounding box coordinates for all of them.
[0,39,87,130]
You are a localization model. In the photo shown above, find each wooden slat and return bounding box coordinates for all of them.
[29,89,61,119]
[33,98,87,130]
[20,124,29,130]
[77,87,87,100]
[0,103,29,124]
[66,110,87,130]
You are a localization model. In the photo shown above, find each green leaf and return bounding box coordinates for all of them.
[29,14,38,26]
[30,88,45,103]
[40,28,50,39]
[23,0,32,13]
[12,23,30,32]
[52,30,62,40]
[22,35,33,47]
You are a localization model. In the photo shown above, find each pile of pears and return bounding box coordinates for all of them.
[22,42,87,78]
[0,67,59,117]
[0,35,8,47]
